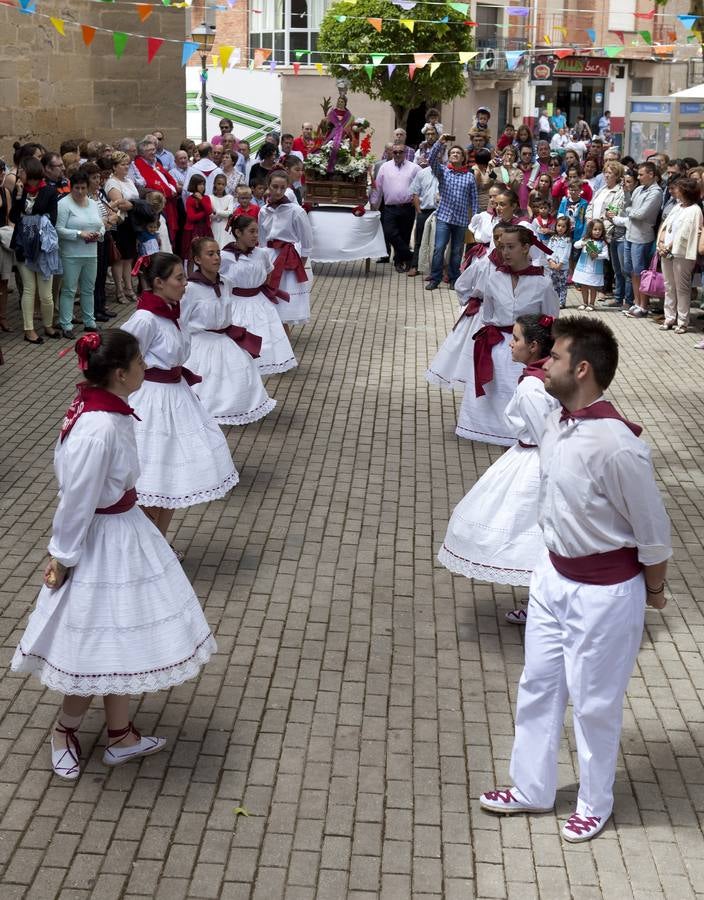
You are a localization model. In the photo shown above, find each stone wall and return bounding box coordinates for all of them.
[0,2,187,161]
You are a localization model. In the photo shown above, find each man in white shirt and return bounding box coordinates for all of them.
[480,316,671,843]
[538,109,551,141]
[183,143,222,198]
[407,161,439,277]
[374,145,420,272]
[550,128,569,153]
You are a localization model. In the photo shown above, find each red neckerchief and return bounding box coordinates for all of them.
[488,248,502,267]
[222,242,253,259]
[25,180,47,196]
[495,263,544,276]
[519,357,549,383]
[60,382,140,443]
[137,291,180,328]
[447,164,470,174]
[536,215,555,229]
[267,197,291,209]
[188,270,223,298]
[559,400,643,437]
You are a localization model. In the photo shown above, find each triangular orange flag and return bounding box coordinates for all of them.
[554,49,574,59]
[147,37,164,63]
[367,17,382,32]
[137,3,153,22]
[81,25,96,47]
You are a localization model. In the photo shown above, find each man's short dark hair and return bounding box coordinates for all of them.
[552,317,619,391]
[281,133,294,142]
[638,161,658,177]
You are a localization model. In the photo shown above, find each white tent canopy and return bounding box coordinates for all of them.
[670,84,704,99]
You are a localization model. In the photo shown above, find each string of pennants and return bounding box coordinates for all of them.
[1,0,703,70]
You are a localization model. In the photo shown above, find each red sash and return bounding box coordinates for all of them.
[267,240,308,292]
[472,325,513,397]
[132,156,179,239]
[549,547,642,586]
[96,487,138,515]
[60,383,140,443]
[206,325,262,358]
[232,284,290,304]
[144,366,202,386]
[452,297,482,331]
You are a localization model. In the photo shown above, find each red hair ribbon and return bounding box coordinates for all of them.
[75,332,102,371]
[132,255,151,276]
[538,315,555,328]
[352,205,366,217]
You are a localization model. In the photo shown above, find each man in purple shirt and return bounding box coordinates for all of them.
[374,144,420,272]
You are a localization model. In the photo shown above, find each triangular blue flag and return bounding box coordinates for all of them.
[439,16,449,23]
[678,14,698,30]
[387,63,396,77]
[181,41,199,66]
[587,28,596,42]
[505,50,524,70]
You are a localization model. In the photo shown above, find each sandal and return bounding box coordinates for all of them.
[659,322,675,330]
[505,608,528,625]
[170,544,185,562]
[113,292,127,305]
[674,325,688,334]
[51,722,82,780]
[102,721,166,767]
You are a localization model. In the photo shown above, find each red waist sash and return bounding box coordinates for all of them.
[549,547,642,586]
[95,487,137,515]
[206,325,262,358]
[267,239,308,292]
[144,366,202,386]
[473,324,513,397]
[232,284,290,304]
[452,297,482,331]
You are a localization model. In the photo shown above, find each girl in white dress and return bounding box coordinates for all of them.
[220,215,297,375]
[209,174,235,249]
[182,237,276,425]
[573,218,609,310]
[455,225,559,446]
[12,331,216,779]
[257,170,313,331]
[121,253,239,539]
[438,315,559,624]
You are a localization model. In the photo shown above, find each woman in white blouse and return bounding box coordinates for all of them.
[105,152,139,302]
[656,177,703,333]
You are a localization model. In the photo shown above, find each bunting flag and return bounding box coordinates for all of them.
[556,25,568,38]
[678,14,698,30]
[387,63,396,77]
[269,59,277,71]
[18,0,34,9]
[408,63,416,79]
[294,49,311,59]
[604,45,624,57]
[293,62,300,75]
[615,30,625,44]
[50,17,65,35]
[113,32,128,58]
[668,30,677,42]
[506,6,529,16]
[336,15,346,21]
[253,47,271,66]
[654,44,675,55]
[505,50,524,70]
[439,15,449,23]
[147,36,164,63]
[400,19,415,32]
[315,62,324,74]
[639,30,653,45]
[181,40,198,65]
[429,61,441,75]
[449,2,469,13]
[136,3,152,21]
[391,0,416,8]
[413,52,433,68]
[635,8,656,19]
[458,51,478,63]
[587,28,596,42]
[81,24,96,46]
[364,64,374,80]
[219,45,235,70]
[554,49,573,59]
[367,17,382,32]
[211,54,219,68]
[370,53,385,66]
[543,35,551,45]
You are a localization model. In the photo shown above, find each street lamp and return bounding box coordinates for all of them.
[191,21,216,143]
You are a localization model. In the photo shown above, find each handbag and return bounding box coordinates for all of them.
[106,232,121,264]
[639,252,665,300]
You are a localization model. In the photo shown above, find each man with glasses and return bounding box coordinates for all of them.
[152,131,174,171]
[374,144,420,272]
[42,152,69,195]
[212,117,237,149]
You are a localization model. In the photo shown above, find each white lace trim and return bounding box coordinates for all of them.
[278,317,309,325]
[455,424,515,445]
[438,545,532,586]
[13,635,216,696]
[137,470,239,509]
[259,357,298,375]
[215,397,276,426]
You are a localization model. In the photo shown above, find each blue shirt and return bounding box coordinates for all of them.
[551,114,566,131]
[156,148,175,170]
[429,141,478,227]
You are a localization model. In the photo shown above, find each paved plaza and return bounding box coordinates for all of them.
[1,265,704,899]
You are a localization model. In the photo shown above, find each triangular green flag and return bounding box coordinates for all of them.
[113,32,128,58]
[364,65,374,80]
[449,2,469,13]
[370,54,385,66]
[294,49,311,59]
[604,45,623,58]
[639,30,653,45]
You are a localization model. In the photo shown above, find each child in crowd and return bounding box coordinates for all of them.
[547,216,572,309]
[557,182,588,275]
[531,198,556,240]
[252,180,267,208]
[474,106,491,136]
[496,123,515,153]
[573,218,609,310]
[136,217,160,258]
[209,173,235,249]
[181,174,213,264]
[282,155,305,205]
[231,184,260,221]
[424,107,443,136]
[143,191,172,253]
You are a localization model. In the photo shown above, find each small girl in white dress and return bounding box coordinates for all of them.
[573,218,609,310]
[121,253,239,540]
[209,174,235,249]
[182,236,276,425]
[12,331,216,779]
[220,215,297,375]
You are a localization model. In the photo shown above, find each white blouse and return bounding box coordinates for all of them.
[121,309,191,369]
[481,270,559,326]
[220,247,273,289]
[504,375,559,447]
[257,203,313,256]
[49,412,140,567]
[181,281,237,333]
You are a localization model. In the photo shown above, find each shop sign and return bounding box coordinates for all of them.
[553,57,611,78]
[681,102,704,114]
[630,101,671,114]
[530,55,555,85]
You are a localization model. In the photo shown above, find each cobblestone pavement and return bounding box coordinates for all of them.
[1,265,704,900]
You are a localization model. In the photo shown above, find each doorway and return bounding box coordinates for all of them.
[406,101,431,147]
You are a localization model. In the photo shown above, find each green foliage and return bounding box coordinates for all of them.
[317,0,473,120]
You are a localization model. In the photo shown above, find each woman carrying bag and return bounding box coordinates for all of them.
[656,177,703,334]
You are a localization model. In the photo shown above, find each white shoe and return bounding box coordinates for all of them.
[505,607,527,625]
[479,787,552,814]
[562,811,610,842]
[102,722,166,767]
[51,723,81,780]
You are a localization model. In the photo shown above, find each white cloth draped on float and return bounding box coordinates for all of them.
[257,202,314,325]
[425,254,493,391]
[220,247,297,375]
[455,270,559,446]
[121,309,239,508]
[181,280,276,425]
[438,373,559,585]
[11,412,216,695]
[308,210,388,262]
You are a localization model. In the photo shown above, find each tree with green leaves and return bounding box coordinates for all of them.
[317,0,474,128]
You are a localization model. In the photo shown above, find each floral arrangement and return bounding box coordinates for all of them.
[304,139,375,180]
[352,117,371,133]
